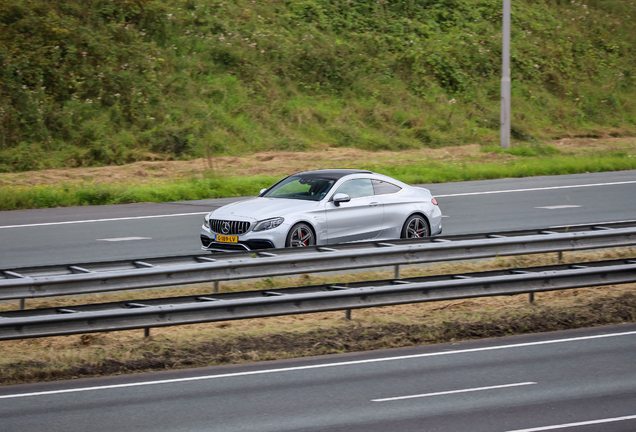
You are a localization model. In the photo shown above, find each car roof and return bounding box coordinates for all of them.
[290,169,373,181]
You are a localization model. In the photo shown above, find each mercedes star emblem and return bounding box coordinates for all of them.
[221,221,231,234]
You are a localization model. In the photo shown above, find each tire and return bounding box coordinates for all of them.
[285,223,316,247]
[401,214,430,239]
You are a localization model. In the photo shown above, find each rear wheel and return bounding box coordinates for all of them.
[285,223,315,247]
[401,214,430,239]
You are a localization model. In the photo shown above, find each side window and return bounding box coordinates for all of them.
[372,180,402,195]
[334,179,374,199]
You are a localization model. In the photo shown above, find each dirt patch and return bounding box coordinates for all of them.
[1,137,634,188]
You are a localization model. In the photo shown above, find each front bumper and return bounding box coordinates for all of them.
[200,218,289,251]
[200,234,275,252]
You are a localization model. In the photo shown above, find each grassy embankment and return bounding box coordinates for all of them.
[1,0,636,210]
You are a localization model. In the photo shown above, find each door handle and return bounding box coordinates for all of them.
[369,202,380,207]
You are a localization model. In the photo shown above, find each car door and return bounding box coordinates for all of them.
[324,178,384,244]
[371,179,406,239]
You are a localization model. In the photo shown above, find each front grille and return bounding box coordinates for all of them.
[209,219,251,235]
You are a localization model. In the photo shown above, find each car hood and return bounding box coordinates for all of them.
[211,197,321,221]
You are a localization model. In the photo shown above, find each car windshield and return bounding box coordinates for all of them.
[263,175,336,201]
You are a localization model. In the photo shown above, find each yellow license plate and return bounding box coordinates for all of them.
[215,234,238,243]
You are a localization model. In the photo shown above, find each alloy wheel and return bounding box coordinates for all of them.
[289,224,314,247]
[405,216,429,238]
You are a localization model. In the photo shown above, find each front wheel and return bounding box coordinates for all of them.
[401,214,430,239]
[285,223,316,247]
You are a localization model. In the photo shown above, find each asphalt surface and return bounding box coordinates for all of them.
[1,170,635,268]
[1,172,636,431]
[1,324,636,432]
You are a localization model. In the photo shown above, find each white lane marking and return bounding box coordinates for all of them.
[372,382,537,402]
[503,414,636,432]
[550,219,636,228]
[1,329,635,400]
[535,205,581,210]
[0,212,208,229]
[96,237,152,242]
[435,180,636,198]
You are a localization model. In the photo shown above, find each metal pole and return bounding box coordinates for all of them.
[500,0,511,149]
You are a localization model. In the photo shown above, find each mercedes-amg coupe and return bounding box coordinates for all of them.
[200,169,442,251]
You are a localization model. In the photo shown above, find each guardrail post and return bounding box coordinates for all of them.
[144,328,150,338]
[394,265,400,279]
[19,299,25,310]
[345,309,351,320]
[529,292,534,304]
[214,281,219,294]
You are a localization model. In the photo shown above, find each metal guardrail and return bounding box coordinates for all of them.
[1,223,636,302]
[1,258,635,340]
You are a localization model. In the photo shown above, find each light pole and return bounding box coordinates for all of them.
[500,0,511,149]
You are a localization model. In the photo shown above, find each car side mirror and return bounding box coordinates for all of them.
[333,193,351,207]
[259,188,268,196]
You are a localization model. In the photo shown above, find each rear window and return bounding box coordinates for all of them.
[372,180,402,195]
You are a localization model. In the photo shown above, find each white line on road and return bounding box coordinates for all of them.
[549,219,636,228]
[95,237,152,242]
[0,212,208,229]
[503,414,636,432]
[1,329,635,400]
[435,180,636,198]
[535,205,581,210]
[371,382,537,402]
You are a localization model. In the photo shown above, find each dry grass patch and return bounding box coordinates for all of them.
[1,248,635,385]
[1,137,634,188]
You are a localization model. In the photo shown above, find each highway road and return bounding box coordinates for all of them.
[1,170,635,268]
[1,324,636,432]
[1,172,635,431]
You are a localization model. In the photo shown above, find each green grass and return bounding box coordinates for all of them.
[371,153,636,184]
[0,175,279,210]
[2,148,635,210]
[1,0,636,172]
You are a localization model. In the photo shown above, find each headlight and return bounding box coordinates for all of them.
[203,214,211,229]
[253,217,284,232]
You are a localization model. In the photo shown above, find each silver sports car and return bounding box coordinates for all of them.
[200,169,442,251]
